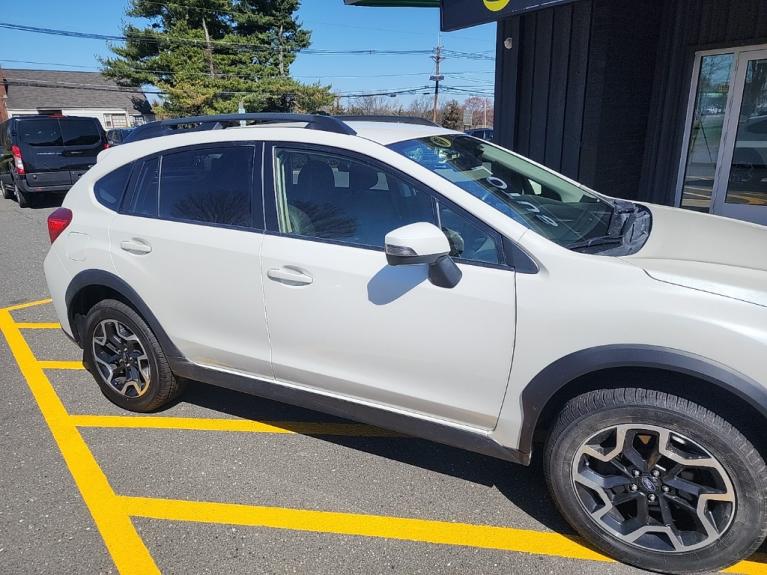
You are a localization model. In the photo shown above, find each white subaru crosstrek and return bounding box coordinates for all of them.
[44,114,767,574]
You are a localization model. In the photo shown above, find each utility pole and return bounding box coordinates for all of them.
[430,45,444,124]
[483,97,488,127]
[278,24,285,76]
[201,18,215,78]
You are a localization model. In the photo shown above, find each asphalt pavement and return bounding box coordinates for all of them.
[0,194,763,574]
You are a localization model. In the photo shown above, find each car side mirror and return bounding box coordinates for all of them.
[384,222,462,289]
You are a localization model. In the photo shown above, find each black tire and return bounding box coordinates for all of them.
[15,184,30,208]
[82,299,185,412]
[1,181,13,200]
[544,388,767,574]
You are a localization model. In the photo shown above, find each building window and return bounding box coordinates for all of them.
[104,114,129,129]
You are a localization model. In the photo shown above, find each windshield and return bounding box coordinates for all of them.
[388,134,615,247]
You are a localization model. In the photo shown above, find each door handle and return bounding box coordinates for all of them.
[267,267,313,286]
[120,239,152,255]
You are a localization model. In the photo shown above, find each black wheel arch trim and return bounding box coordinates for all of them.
[64,269,184,362]
[518,344,767,455]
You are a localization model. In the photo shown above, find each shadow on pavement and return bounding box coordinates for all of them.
[177,379,572,534]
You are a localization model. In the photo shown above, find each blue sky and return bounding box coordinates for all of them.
[0,1,496,104]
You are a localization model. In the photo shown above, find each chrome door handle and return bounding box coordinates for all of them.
[267,267,313,286]
[120,239,152,255]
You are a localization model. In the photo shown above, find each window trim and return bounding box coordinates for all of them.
[264,141,512,271]
[118,141,265,232]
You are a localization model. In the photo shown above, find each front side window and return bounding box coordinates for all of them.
[389,135,615,248]
[159,146,254,227]
[274,148,434,248]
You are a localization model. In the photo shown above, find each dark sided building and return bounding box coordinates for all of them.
[346,0,767,226]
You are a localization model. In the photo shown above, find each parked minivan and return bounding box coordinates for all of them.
[0,115,107,207]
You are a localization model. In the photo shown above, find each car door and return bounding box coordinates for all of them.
[260,144,516,429]
[108,142,272,380]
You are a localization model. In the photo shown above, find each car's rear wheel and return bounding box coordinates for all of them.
[82,299,185,412]
[1,181,13,200]
[544,388,767,574]
[15,184,29,208]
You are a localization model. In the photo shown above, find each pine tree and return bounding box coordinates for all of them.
[441,100,464,130]
[101,0,333,116]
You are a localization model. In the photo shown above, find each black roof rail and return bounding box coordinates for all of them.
[123,113,357,144]
[336,115,439,127]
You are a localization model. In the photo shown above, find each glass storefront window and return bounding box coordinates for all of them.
[725,57,767,206]
[680,54,734,212]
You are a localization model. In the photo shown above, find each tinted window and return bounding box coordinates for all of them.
[159,146,254,227]
[438,204,501,264]
[129,158,160,217]
[94,164,132,211]
[19,120,62,146]
[61,119,102,146]
[274,149,435,248]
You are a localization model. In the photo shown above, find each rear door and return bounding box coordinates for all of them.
[108,142,271,378]
[59,118,105,183]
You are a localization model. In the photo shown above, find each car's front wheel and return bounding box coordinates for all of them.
[82,299,185,412]
[545,388,767,574]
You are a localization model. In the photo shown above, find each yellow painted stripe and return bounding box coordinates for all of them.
[38,360,85,370]
[16,322,61,330]
[70,414,403,436]
[118,496,767,574]
[119,495,611,563]
[3,298,53,312]
[0,310,159,574]
[725,557,767,575]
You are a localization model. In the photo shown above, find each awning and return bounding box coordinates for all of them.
[344,0,576,31]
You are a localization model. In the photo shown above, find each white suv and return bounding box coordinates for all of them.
[44,114,767,574]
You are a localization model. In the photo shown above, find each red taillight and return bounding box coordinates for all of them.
[10,144,25,175]
[103,142,110,150]
[47,208,73,244]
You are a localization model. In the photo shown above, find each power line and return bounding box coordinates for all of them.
[0,21,493,60]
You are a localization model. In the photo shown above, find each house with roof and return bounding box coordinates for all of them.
[0,69,153,129]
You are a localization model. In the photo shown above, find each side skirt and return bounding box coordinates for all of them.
[172,359,530,466]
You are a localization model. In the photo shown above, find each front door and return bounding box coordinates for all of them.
[679,46,767,225]
[260,145,517,430]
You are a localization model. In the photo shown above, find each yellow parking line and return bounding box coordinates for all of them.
[118,495,611,563]
[0,310,159,574]
[70,414,403,436]
[16,322,61,329]
[38,360,85,370]
[117,496,767,574]
[2,298,53,312]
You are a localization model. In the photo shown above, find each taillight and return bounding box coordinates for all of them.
[10,144,25,175]
[103,142,110,150]
[47,208,73,244]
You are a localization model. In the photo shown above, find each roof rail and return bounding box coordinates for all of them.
[123,113,357,144]
[336,115,438,127]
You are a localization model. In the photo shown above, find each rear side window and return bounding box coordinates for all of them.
[94,164,132,211]
[19,120,62,146]
[61,119,102,146]
[158,146,255,227]
[129,158,160,217]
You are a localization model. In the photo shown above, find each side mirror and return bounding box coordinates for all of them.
[384,222,462,289]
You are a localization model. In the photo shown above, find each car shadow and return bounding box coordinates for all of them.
[177,380,572,535]
[174,380,767,559]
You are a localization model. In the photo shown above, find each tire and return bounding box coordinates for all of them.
[82,299,185,412]
[544,388,767,574]
[15,185,29,208]
[1,181,12,200]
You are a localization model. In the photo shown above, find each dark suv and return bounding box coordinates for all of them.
[0,115,107,207]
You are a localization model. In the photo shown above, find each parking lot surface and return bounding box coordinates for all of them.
[1,197,766,574]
